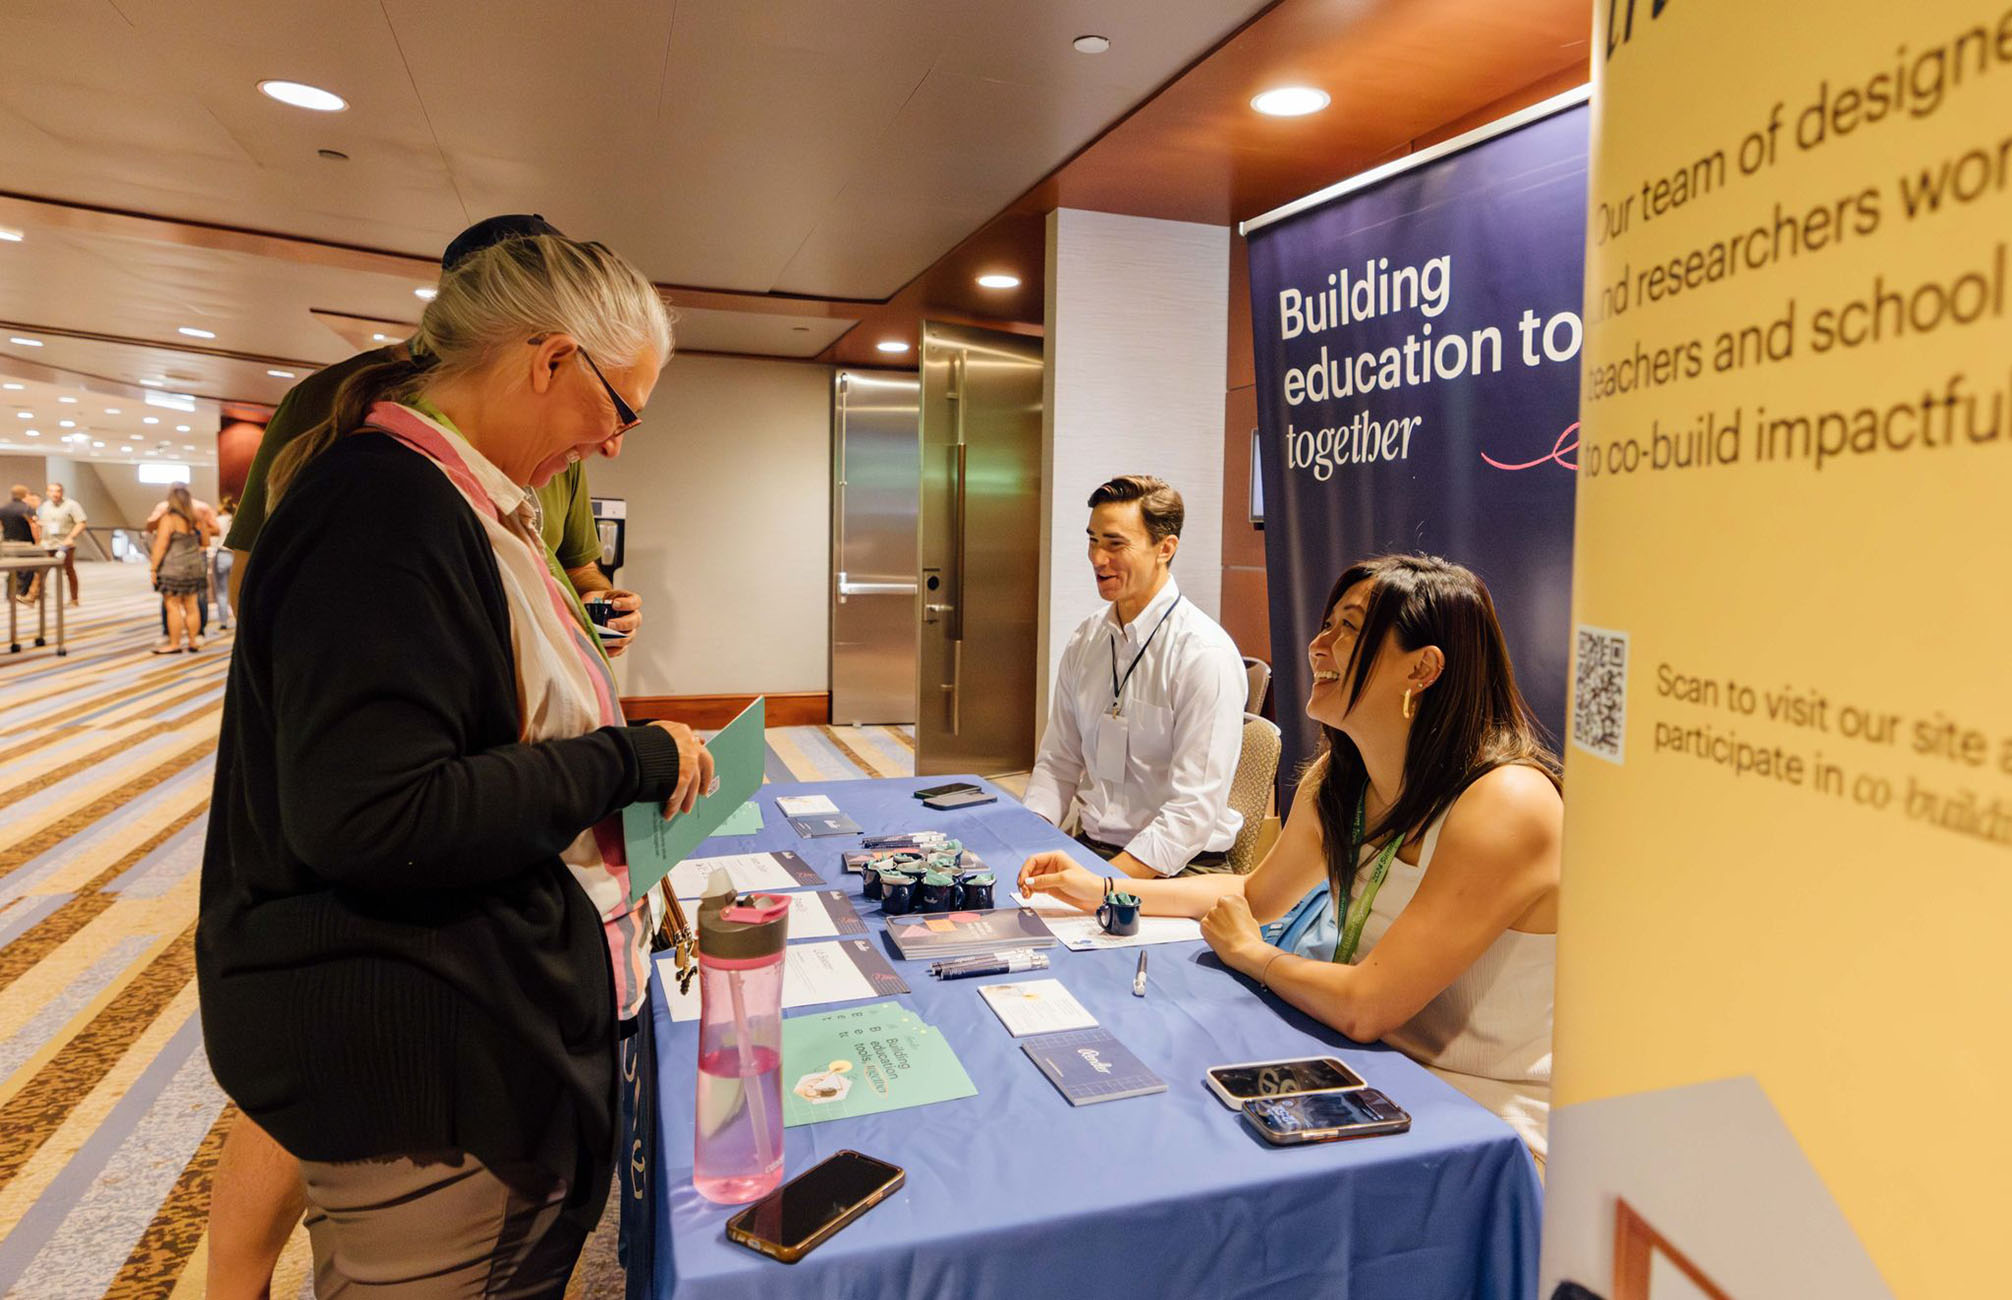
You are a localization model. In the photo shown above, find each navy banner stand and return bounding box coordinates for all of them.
[1244,92,1589,790]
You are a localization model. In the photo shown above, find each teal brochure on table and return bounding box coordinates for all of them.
[622,697,765,901]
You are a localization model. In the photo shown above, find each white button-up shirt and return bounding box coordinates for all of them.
[1023,577,1247,875]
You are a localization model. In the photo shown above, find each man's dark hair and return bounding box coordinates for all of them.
[441,214,562,271]
[1087,474,1184,547]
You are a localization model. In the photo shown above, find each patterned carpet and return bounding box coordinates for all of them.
[0,563,912,1298]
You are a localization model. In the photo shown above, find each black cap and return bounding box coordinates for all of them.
[440,213,563,271]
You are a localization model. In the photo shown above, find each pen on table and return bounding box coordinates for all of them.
[932,950,1049,980]
[1133,951,1148,997]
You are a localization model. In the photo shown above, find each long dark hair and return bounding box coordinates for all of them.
[1310,554,1560,903]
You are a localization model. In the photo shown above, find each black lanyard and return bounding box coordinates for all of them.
[1108,595,1181,717]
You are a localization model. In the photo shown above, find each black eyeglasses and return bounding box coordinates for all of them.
[577,349,642,434]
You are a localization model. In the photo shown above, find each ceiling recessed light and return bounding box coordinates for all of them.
[976,273,1022,290]
[129,434,144,441]
[0,228,22,242]
[178,326,216,339]
[23,429,37,436]
[143,416,160,424]
[371,332,392,342]
[875,340,911,353]
[104,408,120,414]
[1251,86,1331,117]
[14,411,29,419]
[176,424,191,432]
[58,420,74,428]
[267,368,296,379]
[1,383,20,390]
[8,337,42,347]
[91,440,103,447]
[414,286,437,301]
[1073,34,1111,54]
[58,395,76,403]
[259,80,348,112]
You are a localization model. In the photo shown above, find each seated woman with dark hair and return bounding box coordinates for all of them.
[1020,554,1559,1159]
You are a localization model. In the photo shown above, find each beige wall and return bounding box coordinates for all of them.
[1040,207,1230,726]
[583,353,832,698]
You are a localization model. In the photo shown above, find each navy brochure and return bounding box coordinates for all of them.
[1021,1027,1167,1106]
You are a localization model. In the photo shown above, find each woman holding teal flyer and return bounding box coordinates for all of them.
[1019,554,1559,1162]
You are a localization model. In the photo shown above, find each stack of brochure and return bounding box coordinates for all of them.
[780,1002,977,1127]
[884,908,1057,961]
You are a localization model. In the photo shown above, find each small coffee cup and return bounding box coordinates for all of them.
[1096,891,1142,936]
[918,870,960,913]
[865,867,901,902]
[960,873,996,910]
[880,876,918,915]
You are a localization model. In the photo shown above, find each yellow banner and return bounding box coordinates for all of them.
[1545,3,2012,1296]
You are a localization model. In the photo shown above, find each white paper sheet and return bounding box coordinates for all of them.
[1013,891,1205,951]
[658,942,880,1022]
[977,978,1099,1037]
[669,851,804,900]
[774,794,840,817]
[784,891,841,940]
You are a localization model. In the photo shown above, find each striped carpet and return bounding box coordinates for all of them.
[0,563,912,1298]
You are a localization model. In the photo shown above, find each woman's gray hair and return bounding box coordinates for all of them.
[415,235,673,382]
[268,234,671,504]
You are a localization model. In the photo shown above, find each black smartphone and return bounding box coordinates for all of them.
[912,782,981,800]
[1205,1056,1367,1109]
[724,1150,904,1264]
[1242,1087,1411,1145]
[923,789,996,810]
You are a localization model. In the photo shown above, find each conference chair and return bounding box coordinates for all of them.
[1241,656,1271,715]
[1226,712,1283,873]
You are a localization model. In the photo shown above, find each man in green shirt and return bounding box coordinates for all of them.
[208,216,647,1300]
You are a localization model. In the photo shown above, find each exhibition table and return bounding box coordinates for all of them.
[648,775,1542,1300]
[0,556,67,656]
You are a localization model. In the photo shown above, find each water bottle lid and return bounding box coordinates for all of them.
[696,868,791,960]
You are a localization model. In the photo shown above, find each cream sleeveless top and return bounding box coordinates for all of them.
[1296,814,1554,1158]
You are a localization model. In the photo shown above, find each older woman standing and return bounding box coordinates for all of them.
[198,235,711,1296]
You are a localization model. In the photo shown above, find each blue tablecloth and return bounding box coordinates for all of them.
[649,776,1541,1299]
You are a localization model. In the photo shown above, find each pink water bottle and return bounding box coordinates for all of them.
[692,871,790,1204]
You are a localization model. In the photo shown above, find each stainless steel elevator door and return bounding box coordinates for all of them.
[915,322,1044,777]
[830,370,921,725]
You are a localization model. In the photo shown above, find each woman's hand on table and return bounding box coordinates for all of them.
[1200,895,1271,973]
[649,720,715,817]
[1016,851,1103,912]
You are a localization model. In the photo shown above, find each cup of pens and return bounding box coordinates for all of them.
[1097,891,1143,937]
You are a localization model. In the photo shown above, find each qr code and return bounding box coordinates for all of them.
[1571,624,1629,763]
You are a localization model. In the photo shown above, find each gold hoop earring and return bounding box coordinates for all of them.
[1401,687,1415,720]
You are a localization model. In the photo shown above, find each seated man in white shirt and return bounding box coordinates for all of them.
[1021,475,1248,878]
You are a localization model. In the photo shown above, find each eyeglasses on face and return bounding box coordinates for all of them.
[576,349,641,433]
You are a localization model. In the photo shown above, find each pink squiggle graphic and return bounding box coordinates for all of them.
[1482,421,1579,472]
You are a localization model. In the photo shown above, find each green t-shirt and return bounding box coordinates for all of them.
[228,347,600,576]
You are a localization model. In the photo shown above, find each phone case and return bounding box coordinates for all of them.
[1241,1090,1411,1146]
[923,790,997,809]
[724,1155,905,1264]
[1203,1056,1367,1109]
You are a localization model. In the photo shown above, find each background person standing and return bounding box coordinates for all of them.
[1,485,40,601]
[37,481,87,605]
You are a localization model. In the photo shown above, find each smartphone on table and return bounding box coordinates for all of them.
[1204,1056,1367,1109]
[923,789,996,810]
[724,1150,904,1264]
[1242,1087,1411,1145]
[913,781,981,801]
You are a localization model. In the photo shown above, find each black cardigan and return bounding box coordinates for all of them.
[197,432,680,1208]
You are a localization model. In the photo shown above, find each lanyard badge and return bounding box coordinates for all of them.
[1107,595,1182,718]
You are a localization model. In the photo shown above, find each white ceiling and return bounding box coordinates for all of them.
[0,371,218,469]
[0,1,1268,415]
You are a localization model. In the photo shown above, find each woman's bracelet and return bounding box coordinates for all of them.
[1258,949,1288,990]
